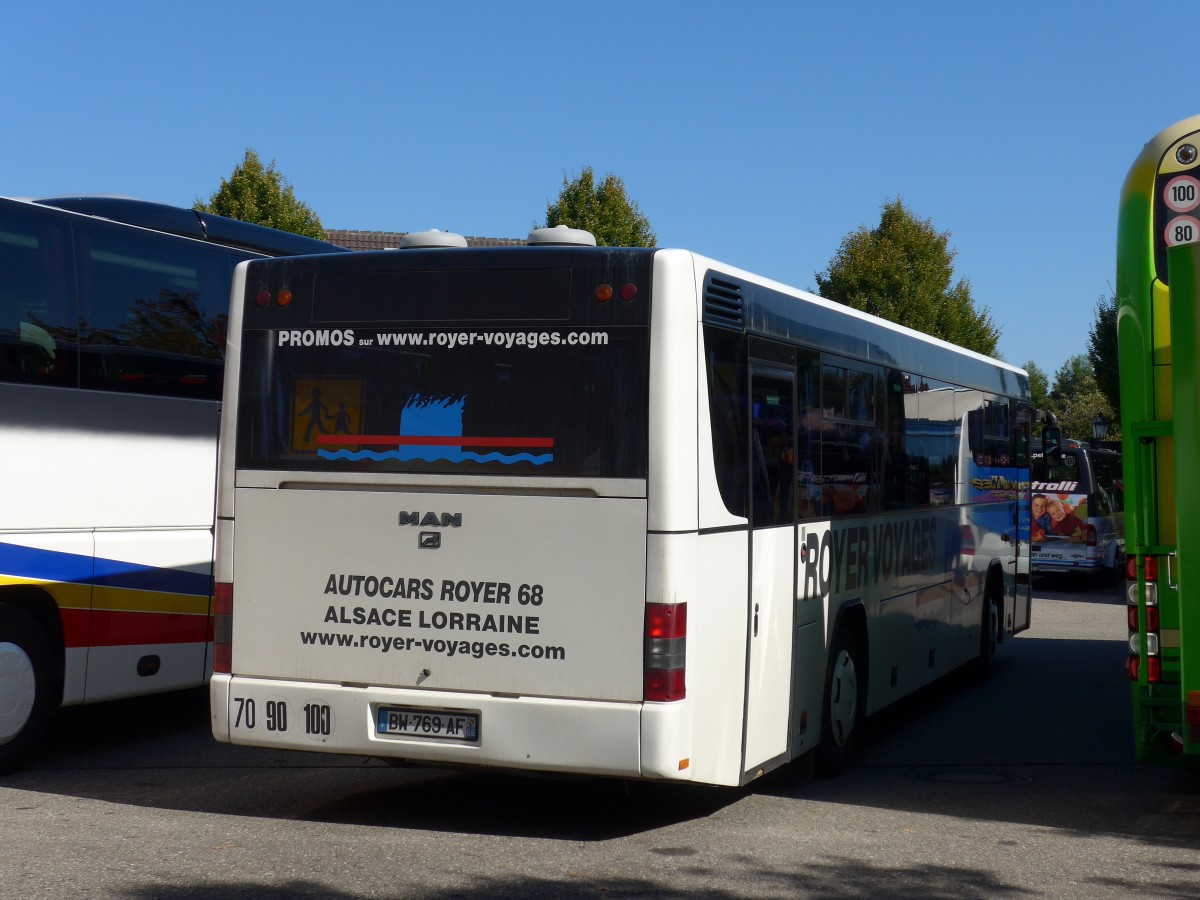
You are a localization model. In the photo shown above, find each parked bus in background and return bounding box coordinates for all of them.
[1030,440,1124,586]
[0,195,346,772]
[1118,114,1200,764]
[210,227,1032,786]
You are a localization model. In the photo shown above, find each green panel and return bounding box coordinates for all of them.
[1117,158,1157,560]
[1168,241,1200,757]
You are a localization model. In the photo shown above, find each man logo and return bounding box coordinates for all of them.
[419,532,442,549]
[399,511,462,528]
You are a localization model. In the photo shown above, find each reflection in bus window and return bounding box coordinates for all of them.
[820,361,880,515]
[706,331,749,517]
[795,350,822,519]
[708,339,1024,519]
[0,204,76,386]
[751,375,794,528]
[76,221,234,399]
[913,381,959,506]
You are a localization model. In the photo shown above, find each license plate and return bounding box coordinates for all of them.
[376,706,479,741]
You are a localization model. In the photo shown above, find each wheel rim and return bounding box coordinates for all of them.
[0,641,37,744]
[828,648,859,747]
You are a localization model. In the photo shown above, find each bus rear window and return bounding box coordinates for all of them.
[1041,451,1090,491]
[312,268,571,322]
[235,326,648,479]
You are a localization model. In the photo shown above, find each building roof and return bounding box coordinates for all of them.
[326,229,525,251]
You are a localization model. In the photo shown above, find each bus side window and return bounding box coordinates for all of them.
[795,350,822,519]
[915,380,959,506]
[75,220,235,399]
[751,373,794,528]
[1011,399,1031,470]
[819,359,881,516]
[881,369,908,511]
[705,330,749,518]
[0,204,77,387]
[1090,454,1123,516]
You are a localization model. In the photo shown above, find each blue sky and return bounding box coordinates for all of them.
[2,2,1189,381]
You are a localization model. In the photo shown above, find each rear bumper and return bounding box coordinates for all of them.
[211,674,693,781]
[1031,558,1101,574]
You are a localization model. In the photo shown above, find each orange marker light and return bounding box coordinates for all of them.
[596,283,614,302]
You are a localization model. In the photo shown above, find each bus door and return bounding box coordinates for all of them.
[744,367,796,773]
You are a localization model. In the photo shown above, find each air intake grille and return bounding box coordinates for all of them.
[703,275,745,330]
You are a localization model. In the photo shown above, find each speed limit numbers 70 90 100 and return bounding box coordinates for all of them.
[232,696,333,739]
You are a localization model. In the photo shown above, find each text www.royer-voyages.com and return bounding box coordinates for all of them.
[373,330,609,349]
[299,631,567,660]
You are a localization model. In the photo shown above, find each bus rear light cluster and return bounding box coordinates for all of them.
[1085,524,1098,547]
[595,283,639,303]
[644,602,686,702]
[213,582,233,674]
[1126,555,1161,683]
[254,289,292,308]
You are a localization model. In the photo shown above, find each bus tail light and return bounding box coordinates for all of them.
[1129,554,1159,582]
[1085,524,1098,547]
[644,602,686,702]
[213,582,233,674]
[1127,654,1162,682]
[1127,555,1161,683]
[1128,604,1161,632]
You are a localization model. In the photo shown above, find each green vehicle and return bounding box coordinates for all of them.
[1117,115,1200,764]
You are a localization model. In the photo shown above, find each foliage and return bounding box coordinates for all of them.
[1050,354,1097,406]
[1055,387,1118,443]
[814,198,1000,356]
[1088,292,1120,425]
[195,149,326,240]
[1044,353,1117,439]
[1024,360,1051,412]
[543,167,656,247]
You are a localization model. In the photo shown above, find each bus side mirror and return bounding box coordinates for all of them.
[1043,425,1062,465]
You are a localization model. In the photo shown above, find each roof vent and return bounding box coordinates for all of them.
[527,225,597,246]
[397,229,468,249]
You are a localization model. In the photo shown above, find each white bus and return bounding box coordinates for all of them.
[0,195,346,772]
[211,229,1032,786]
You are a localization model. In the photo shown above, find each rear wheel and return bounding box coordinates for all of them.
[816,626,865,777]
[1096,547,1123,588]
[970,594,996,684]
[0,604,55,774]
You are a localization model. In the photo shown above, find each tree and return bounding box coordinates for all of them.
[543,167,655,247]
[195,150,326,240]
[815,198,1000,356]
[1088,292,1120,425]
[1024,360,1051,412]
[1050,354,1096,406]
[1049,353,1119,440]
[1056,388,1117,442]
